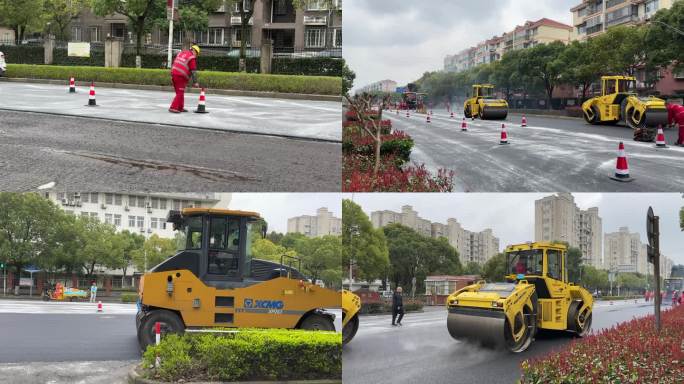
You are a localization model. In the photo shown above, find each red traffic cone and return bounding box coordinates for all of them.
[194,88,209,114]
[406,110,410,118]
[426,114,431,123]
[610,142,634,182]
[86,82,97,106]
[69,77,76,93]
[461,117,468,132]
[450,111,454,119]
[655,125,667,148]
[521,114,527,127]
[500,123,509,145]
[97,301,103,312]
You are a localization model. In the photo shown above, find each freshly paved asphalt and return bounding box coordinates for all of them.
[386,109,684,192]
[342,300,660,384]
[0,109,340,191]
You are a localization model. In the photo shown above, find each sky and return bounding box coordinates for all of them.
[344,193,684,266]
[344,0,578,91]
[229,193,341,234]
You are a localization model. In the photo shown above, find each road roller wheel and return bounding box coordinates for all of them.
[625,107,646,130]
[342,314,359,345]
[464,106,472,119]
[478,106,486,120]
[300,313,335,331]
[568,302,592,337]
[584,106,599,124]
[138,309,185,352]
[504,307,534,353]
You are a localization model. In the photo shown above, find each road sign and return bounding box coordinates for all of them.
[19,278,32,287]
[646,206,661,332]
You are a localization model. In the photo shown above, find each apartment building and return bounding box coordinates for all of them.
[534,193,603,268]
[571,0,675,40]
[604,227,645,273]
[356,79,398,95]
[66,0,342,55]
[370,207,500,265]
[444,18,572,73]
[287,207,342,237]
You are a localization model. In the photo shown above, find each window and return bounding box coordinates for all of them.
[137,216,144,228]
[114,194,122,205]
[193,201,202,208]
[159,218,167,230]
[207,217,241,276]
[547,250,562,281]
[89,26,101,42]
[208,28,225,45]
[185,216,203,250]
[90,212,98,221]
[105,193,113,205]
[645,0,659,18]
[90,193,98,204]
[182,200,192,208]
[160,199,167,210]
[507,249,543,276]
[333,28,341,47]
[151,217,158,229]
[105,213,113,225]
[71,26,82,42]
[114,214,121,227]
[173,199,181,210]
[307,0,327,10]
[81,193,89,203]
[129,215,136,227]
[232,28,251,45]
[274,0,288,15]
[305,28,325,48]
[81,212,89,218]
[111,23,126,39]
[151,197,159,209]
[233,0,252,12]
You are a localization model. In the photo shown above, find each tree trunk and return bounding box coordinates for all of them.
[546,84,554,110]
[122,265,128,288]
[239,13,248,72]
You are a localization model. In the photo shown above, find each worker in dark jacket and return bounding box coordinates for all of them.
[392,286,404,326]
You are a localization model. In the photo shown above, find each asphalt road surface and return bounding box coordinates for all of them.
[0,299,139,383]
[386,109,684,192]
[343,300,659,384]
[0,109,340,191]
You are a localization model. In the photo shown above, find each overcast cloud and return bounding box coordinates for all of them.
[229,193,340,234]
[344,0,577,91]
[344,193,684,266]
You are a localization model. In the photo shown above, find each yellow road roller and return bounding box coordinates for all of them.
[136,208,343,350]
[446,242,593,353]
[463,84,508,120]
[342,289,361,345]
[582,75,668,140]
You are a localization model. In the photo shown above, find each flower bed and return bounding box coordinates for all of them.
[343,131,414,163]
[520,305,684,384]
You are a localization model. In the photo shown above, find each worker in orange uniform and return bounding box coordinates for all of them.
[169,44,200,113]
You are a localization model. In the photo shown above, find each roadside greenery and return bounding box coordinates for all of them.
[141,329,341,382]
[417,2,684,107]
[342,200,390,285]
[5,64,342,95]
[521,304,684,384]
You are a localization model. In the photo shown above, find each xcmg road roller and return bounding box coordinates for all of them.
[582,75,668,141]
[464,84,509,120]
[342,289,361,345]
[136,208,345,350]
[446,242,593,353]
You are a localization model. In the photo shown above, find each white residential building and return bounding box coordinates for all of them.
[287,207,341,237]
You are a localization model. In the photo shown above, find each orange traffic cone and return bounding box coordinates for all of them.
[194,88,209,114]
[97,301,103,312]
[521,114,527,127]
[610,142,634,182]
[450,111,454,119]
[85,82,97,106]
[406,110,410,118]
[69,77,76,93]
[655,125,667,148]
[500,124,509,145]
[426,114,431,123]
[461,117,468,132]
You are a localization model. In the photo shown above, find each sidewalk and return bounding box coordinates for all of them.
[0,360,134,384]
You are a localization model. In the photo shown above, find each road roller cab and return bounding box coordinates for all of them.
[463,84,508,120]
[582,75,668,140]
[446,242,593,353]
[136,208,342,350]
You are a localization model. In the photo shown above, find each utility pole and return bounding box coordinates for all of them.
[166,0,175,69]
[647,207,661,331]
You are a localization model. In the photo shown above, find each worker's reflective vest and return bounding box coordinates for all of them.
[171,50,196,80]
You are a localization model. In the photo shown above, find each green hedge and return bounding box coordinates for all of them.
[120,293,137,303]
[54,48,105,67]
[0,44,44,64]
[141,329,341,382]
[6,64,341,95]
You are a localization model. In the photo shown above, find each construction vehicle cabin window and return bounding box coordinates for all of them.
[208,217,240,276]
[507,249,543,276]
[546,250,562,281]
[186,216,203,250]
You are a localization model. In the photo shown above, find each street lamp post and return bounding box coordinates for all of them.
[651,20,684,37]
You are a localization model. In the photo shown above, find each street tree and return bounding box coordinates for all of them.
[679,205,683,231]
[0,0,45,44]
[110,230,145,286]
[519,41,566,109]
[296,235,342,289]
[251,237,294,262]
[560,40,604,101]
[644,1,684,72]
[92,0,166,60]
[482,253,506,282]
[79,217,120,277]
[173,1,223,40]
[566,246,583,283]
[580,265,609,293]
[463,261,481,276]
[342,199,389,284]
[44,0,92,41]
[225,0,252,71]
[342,62,355,96]
[0,193,63,285]
[132,234,177,272]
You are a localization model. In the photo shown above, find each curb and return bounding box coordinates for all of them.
[128,365,342,384]
[508,111,582,121]
[0,77,342,102]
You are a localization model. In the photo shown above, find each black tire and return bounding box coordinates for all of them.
[625,106,646,130]
[300,313,335,331]
[138,309,185,352]
[504,307,534,353]
[342,314,359,345]
[464,105,472,118]
[584,105,600,124]
[567,301,592,337]
[620,98,629,121]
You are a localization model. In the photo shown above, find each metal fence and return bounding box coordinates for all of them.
[122,43,341,59]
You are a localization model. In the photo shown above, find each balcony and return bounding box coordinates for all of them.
[230,16,253,25]
[303,15,327,25]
